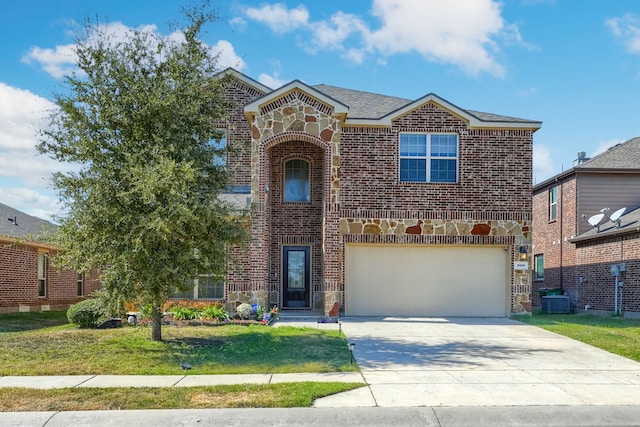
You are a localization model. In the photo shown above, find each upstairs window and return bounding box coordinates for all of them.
[399,133,458,183]
[284,159,310,202]
[549,186,558,221]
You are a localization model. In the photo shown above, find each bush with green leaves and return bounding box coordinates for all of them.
[67,298,108,328]
[201,304,229,322]
[169,305,201,321]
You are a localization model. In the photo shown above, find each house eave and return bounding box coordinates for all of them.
[0,235,59,251]
[215,68,272,94]
[244,80,349,123]
[571,226,640,244]
[344,93,542,129]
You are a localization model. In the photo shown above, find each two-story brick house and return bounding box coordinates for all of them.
[532,138,640,315]
[198,69,542,316]
[0,203,100,313]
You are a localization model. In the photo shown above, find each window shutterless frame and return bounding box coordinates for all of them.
[37,252,47,297]
[399,132,458,183]
[533,254,544,281]
[549,186,558,221]
[284,158,310,202]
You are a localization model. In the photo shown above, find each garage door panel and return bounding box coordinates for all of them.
[345,245,508,317]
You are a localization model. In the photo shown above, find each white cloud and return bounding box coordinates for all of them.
[211,40,246,71]
[533,144,557,183]
[0,186,60,222]
[229,16,248,32]
[22,21,246,79]
[258,72,285,89]
[0,83,65,220]
[591,138,625,157]
[244,3,309,34]
[606,14,640,55]
[21,44,77,79]
[307,11,369,54]
[365,0,506,76]
[241,0,521,77]
[0,83,53,154]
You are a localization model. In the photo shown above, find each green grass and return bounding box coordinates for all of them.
[0,311,358,376]
[514,312,640,362]
[0,310,70,332]
[0,383,364,411]
[0,311,363,410]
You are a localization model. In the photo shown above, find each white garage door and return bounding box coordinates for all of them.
[345,244,508,317]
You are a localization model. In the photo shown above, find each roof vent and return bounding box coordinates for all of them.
[573,151,590,166]
[7,216,18,226]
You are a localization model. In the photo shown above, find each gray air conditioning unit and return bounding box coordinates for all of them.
[541,295,570,314]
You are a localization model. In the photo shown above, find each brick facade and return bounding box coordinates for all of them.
[218,70,538,316]
[532,158,640,317]
[0,238,100,313]
[532,176,578,306]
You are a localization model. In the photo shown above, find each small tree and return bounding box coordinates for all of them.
[38,2,247,341]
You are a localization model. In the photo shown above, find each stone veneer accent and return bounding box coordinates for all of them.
[222,75,535,316]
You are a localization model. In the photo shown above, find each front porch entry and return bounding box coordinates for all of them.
[282,246,311,308]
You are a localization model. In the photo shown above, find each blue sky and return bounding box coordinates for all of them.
[2,0,640,221]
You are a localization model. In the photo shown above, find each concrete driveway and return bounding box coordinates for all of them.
[313,317,640,407]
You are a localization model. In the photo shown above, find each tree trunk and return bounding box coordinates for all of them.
[151,304,163,341]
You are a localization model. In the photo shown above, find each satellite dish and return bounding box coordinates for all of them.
[610,207,626,228]
[587,213,604,227]
[588,213,605,232]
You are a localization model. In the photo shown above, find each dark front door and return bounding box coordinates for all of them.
[283,246,310,308]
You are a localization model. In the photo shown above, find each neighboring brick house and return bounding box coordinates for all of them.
[186,68,542,316]
[532,138,640,316]
[0,203,99,313]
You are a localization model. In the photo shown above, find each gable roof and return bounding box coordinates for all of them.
[226,68,541,129]
[575,137,640,171]
[313,84,541,128]
[534,137,640,191]
[0,203,55,241]
[215,68,272,95]
[244,79,349,122]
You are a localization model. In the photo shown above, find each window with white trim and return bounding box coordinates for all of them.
[170,275,224,300]
[399,133,458,183]
[37,253,47,297]
[549,186,558,221]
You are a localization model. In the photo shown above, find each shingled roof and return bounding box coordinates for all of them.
[0,203,55,241]
[312,83,539,124]
[575,137,640,170]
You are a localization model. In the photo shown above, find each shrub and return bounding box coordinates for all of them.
[201,304,229,322]
[236,303,253,319]
[67,298,107,328]
[170,305,201,321]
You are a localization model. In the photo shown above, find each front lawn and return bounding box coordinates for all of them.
[0,311,357,376]
[515,313,640,362]
[0,310,363,410]
[0,383,363,411]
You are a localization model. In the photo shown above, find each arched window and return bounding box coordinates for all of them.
[284,159,310,202]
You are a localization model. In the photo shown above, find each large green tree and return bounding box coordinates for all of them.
[38,3,247,341]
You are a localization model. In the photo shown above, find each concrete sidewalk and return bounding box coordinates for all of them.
[0,372,364,389]
[5,406,640,427]
[4,316,640,425]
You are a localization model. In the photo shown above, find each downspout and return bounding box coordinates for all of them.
[557,177,563,292]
